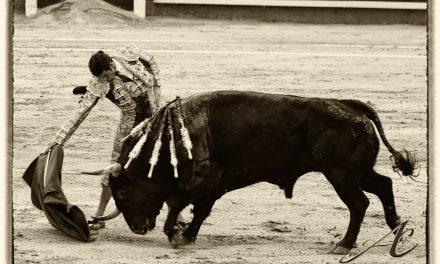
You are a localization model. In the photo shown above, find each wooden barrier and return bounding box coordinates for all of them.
[20,0,427,24]
[148,0,427,24]
[153,0,426,10]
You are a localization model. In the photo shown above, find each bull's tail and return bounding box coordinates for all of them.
[343,100,417,177]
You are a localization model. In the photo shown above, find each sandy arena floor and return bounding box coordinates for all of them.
[12,2,427,263]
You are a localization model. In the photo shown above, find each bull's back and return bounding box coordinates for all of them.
[182,90,375,169]
[181,91,312,172]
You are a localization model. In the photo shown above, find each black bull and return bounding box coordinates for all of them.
[108,91,416,253]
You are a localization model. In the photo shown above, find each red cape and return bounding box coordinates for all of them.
[22,145,91,242]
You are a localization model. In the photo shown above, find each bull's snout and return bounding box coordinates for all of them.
[130,217,156,235]
[147,217,156,230]
[130,225,148,235]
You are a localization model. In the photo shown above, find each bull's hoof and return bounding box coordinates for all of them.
[170,230,192,248]
[329,245,352,255]
[329,242,357,255]
[176,222,189,231]
[396,215,402,225]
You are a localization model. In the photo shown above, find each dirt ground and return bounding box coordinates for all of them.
[12,2,427,263]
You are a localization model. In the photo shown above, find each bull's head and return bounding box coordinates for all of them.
[83,162,176,235]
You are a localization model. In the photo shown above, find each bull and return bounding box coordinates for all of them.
[85,91,416,254]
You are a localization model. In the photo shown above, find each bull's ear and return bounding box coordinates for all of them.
[73,86,87,95]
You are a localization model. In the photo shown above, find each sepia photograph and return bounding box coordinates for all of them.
[10,0,429,263]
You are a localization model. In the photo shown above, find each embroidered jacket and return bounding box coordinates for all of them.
[52,44,161,163]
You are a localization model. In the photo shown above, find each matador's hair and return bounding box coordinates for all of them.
[88,51,112,77]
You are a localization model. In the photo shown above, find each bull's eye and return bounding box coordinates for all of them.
[116,189,126,200]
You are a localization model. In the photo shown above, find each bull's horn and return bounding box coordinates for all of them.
[92,208,121,221]
[82,163,122,177]
[106,163,122,177]
[81,169,104,175]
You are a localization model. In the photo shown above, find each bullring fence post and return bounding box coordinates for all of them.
[25,0,37,17]
[134,0,155,18]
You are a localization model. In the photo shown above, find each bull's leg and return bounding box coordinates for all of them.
[171,197,217,248]
[163,198,190,242]
[324,170,370,255]
[360,170,401,230]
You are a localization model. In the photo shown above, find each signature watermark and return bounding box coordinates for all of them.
[339,220,418,263]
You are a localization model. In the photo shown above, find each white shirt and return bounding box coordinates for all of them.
[113,58,133,79]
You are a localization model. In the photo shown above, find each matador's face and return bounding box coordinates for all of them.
[98,61,116,82]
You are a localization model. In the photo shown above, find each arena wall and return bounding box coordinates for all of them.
[149,0,427,24]
[153,4,425,24]
[14,0,25,12]
[14,0,62,12]
[13,0,427,24]
[103,0,133,10]
[13,0,133,13]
